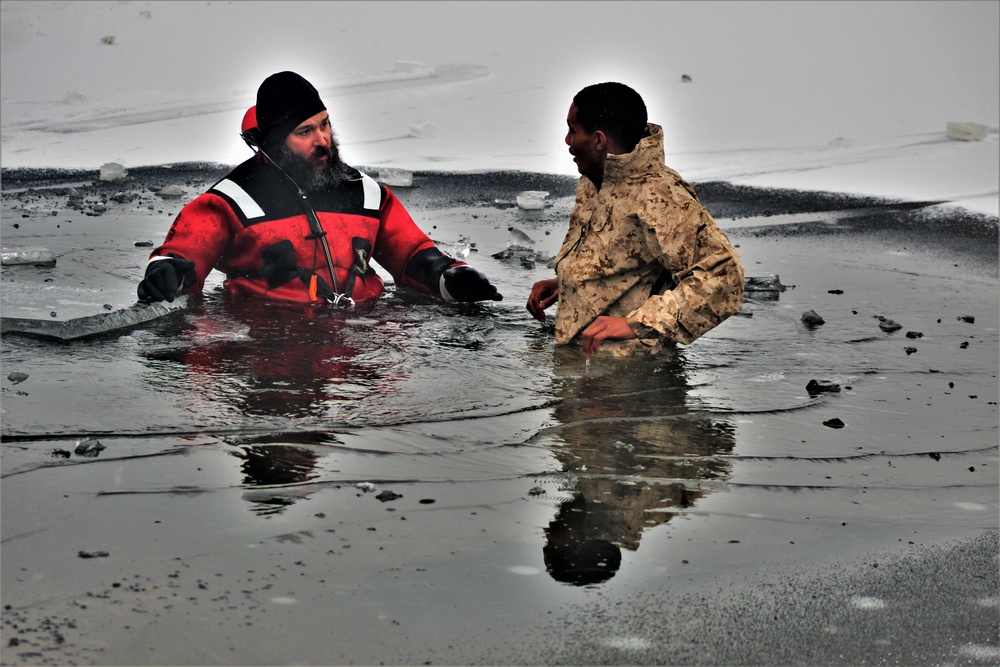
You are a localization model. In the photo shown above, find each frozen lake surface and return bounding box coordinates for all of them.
[1,168,997,665]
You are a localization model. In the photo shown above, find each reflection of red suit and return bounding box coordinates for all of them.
[180,299,400,418]
[149,155,461,304]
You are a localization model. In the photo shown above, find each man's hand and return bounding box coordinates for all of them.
[526,278,559,322]
[440,265,503,302]
[581,316,637,357]
[137,256,197,302]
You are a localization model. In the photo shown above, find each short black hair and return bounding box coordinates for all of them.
[572,82,648,152]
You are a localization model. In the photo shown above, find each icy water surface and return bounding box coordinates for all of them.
[1,170,997,665]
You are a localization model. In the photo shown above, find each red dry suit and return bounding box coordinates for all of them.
[148,155,461,304]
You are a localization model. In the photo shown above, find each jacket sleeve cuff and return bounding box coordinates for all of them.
[627,296,695,345]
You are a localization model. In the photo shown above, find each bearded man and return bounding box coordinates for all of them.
[138,71,501,306]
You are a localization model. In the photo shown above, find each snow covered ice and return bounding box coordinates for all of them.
[1,1,996,217]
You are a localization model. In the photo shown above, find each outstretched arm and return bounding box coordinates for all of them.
[374,187,502,302]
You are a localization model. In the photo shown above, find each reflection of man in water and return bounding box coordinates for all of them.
[229,438,325,517]
[539,349,736,585]
[142,296,405,515]
[179,298,398,419]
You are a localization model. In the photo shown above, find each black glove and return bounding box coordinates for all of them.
[137,256,197,302]
[441,265,503,302]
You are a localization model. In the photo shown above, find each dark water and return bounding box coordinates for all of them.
[2,170,997,665]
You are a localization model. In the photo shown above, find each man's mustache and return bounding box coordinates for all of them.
[312,146,333,160]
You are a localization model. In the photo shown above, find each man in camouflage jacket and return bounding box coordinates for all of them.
[527,83,744,357]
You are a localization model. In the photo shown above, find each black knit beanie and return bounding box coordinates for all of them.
[256,71,326,150]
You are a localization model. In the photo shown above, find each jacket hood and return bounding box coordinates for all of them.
[603,123,665,182]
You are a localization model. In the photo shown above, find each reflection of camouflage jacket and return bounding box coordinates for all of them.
[553,123,744,356]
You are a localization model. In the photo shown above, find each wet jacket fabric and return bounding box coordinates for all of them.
[553,123,744,356]
[148,156,456,304]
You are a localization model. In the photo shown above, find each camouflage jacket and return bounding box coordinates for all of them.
[553,123,744,356]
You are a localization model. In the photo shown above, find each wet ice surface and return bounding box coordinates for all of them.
[1,170,997,665]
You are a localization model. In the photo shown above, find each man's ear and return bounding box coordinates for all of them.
[593,130,608,151]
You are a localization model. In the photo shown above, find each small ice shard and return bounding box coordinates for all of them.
[1,246,56,267]
[516,191,548,210]
[378,167,413,187]
[100,36,115,45]
[743,275,785,300]
[507,226,535,245]
[437,235,471,259]
[155,185,185,199]
[99,162,128,182]
[7,372,29,384]
[491,246,535,262]
[408,121,436,138]
[744,275,785,292]
[850,596,886,609]
[946,122,989,142]
[601,636,654,651]
[801,310,825,326]
[878,318,902,333]
[74,438,106,457]
[492,227,537,263]
[356,482,376,493]
[806,379,841,395]
[63,90,87,105]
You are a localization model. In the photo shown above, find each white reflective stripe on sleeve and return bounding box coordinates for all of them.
[211,178,265,219]
[359,172,382,211]
[439,274,455,302]
[145,255,172,269]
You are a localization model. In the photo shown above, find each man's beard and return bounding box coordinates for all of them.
[273,135,350,192]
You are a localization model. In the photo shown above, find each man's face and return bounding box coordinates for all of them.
[565,103,605,184]
[284,110,336,171]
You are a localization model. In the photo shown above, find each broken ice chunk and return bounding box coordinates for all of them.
[516,191,548,210]
[1,247,57,267]
[378,168,413,187]
[1,296,190,341]
[74,438,106,457]
[99,162,128,182]
[946,122,989,142]
[407,121,436,138]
